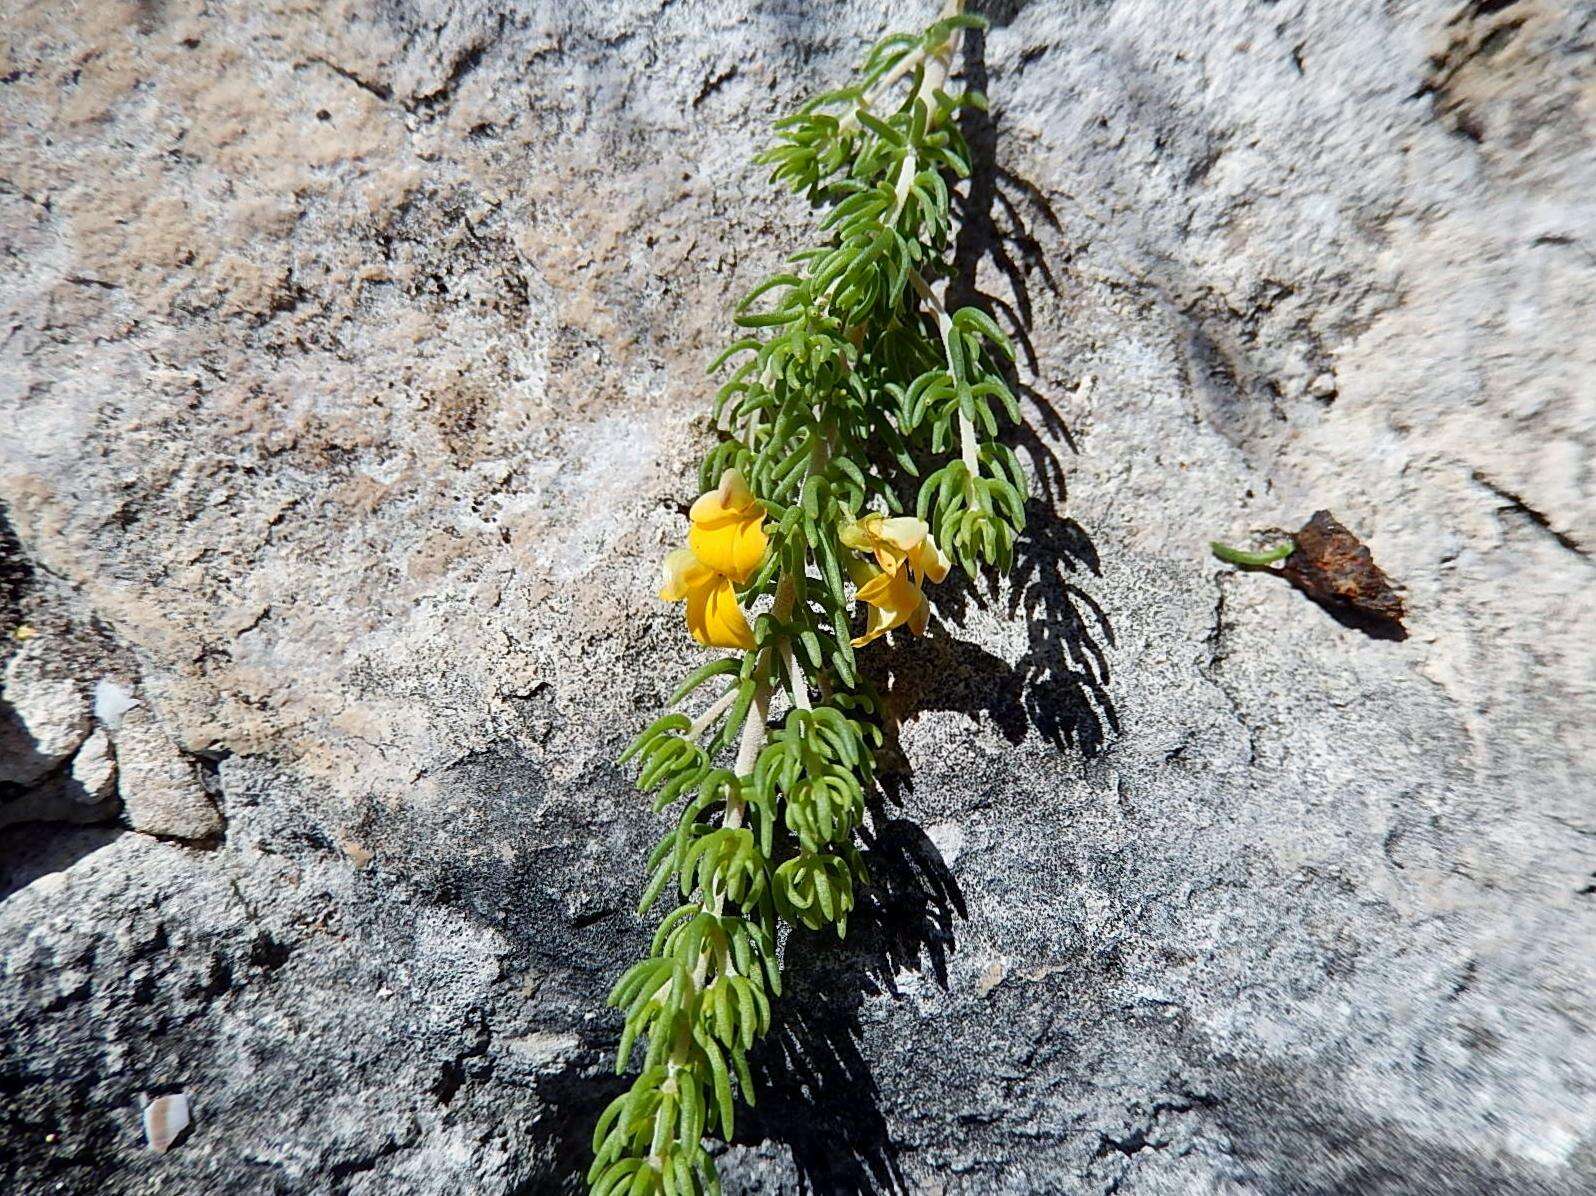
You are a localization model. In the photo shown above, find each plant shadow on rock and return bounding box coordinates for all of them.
[735,817,965,1194]
[874,13,1118,761]
[731,19,1117,1193]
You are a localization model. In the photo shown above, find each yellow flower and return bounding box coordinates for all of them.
[659,549,756,651]
[688,468,768,584]
[656,469,768,651]
[849,558,930,648]
[839,512,950,647]
[840,513,950,584]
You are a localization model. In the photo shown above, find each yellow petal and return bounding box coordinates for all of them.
[686,574,756,650]
[854,567,899,608]
[907,589,930,636]
[852,601,895,648]
[875,516,929,552]
[851,564,926,647]
[845,512,931,574]
[689,468,757,528]
[689,512,767,583]
[660,547,712,602]
[908,532,951,585]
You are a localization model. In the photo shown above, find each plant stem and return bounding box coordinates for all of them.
[770,571,812,712]
[1210,539,1295,567]
[659,681,766,1166]
[773,422,826,714]
[908,266,981,475]
[732,680,770,782]
[924,0,964,95]
[888,4,963,223]
[687,683,740,739]
[783,641,811,710]
[959,413,979,473]
[888,151,918,222]
[841,0,963,135]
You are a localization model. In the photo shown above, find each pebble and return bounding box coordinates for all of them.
[142,1093,190,1153]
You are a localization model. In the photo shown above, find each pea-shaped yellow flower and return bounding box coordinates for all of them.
[841,513,950,585]
[660,549,756,650]
[849,558,930,647]
[688,468,768,584]
[843,513,949,647]
[658,469,767,651]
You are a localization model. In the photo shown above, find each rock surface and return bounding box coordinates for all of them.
[70,728,119,804]
[0,643,91,785]
[0,1,1592,1194]
[113,706,223,842]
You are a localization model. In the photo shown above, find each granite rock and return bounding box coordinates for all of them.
[0,1,1592,1194]
[0,644,91,786]
[113,707,223,843]
[70,728,119,804]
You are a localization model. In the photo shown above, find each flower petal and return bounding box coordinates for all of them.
[907,589,930,636]
[689,467,757,528]
[660,547,712,602]
[908,532,951,585]
[851,564,925,647]
[851,601,895,648]
[689,512,767,583]
[845,512,930,574]
[686,574,756,650]
[875,516,929,552]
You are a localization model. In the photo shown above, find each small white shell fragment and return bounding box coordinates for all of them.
[93,679,141,730]
[142,1093,190,1153]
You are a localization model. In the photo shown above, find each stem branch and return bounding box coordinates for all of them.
[782,641,811,710]
[841,0,963,134]
[731,680,770,782]
[687,683,740,739]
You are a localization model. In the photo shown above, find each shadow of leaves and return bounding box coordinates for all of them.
[737,819,966,1194]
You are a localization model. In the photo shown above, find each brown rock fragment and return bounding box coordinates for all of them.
[115,708,223,841]
[1280,510,1406,629]
[1212,510,1406,638]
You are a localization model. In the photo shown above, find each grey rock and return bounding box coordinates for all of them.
[0,724,118,828]
[0,1,1592,1195]
[0,777,120,829]
[72,728,119,804]
[0,681,117,828]
[114,708,222,842]
[0,645,90,786]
